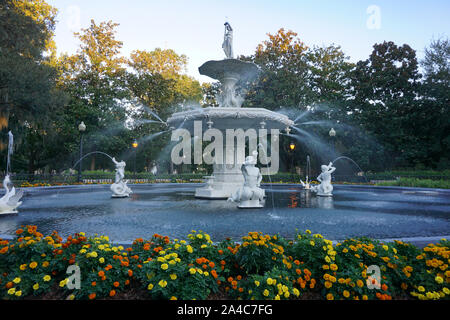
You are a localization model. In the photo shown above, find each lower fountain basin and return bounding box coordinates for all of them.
[0,184,448,243]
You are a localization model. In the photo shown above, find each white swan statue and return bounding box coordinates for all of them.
[0,175,23,214]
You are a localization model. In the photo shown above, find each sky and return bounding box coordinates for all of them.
[46,0,449,83]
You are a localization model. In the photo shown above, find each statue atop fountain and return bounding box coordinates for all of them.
[222,22,233,59]
[228,151,264,208]
[110,157,132,198]
[311,162,336,197]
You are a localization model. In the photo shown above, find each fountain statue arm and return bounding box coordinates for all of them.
[327,162,336,174]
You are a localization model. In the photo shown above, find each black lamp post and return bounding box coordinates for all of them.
[77,121,86,183]
[132,139,138,180]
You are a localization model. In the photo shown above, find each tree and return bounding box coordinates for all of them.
[0,0,66,172]
[56,20,131,171]
[418,38,450,168]
[348,41,422,168]
[127,48,202,171]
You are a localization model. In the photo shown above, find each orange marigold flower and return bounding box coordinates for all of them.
[89,293,96,300]
[109,290,116,297]
[92,281,96,287]
[113,281,120,288]
[128,270,133,277]
[16,229,23,235]
[98,271,105,277]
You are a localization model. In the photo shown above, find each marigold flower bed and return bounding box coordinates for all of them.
[0,226,448,300]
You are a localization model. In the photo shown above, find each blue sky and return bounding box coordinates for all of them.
[47,0,449,83]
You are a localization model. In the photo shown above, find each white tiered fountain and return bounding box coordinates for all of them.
[167,23,293,199]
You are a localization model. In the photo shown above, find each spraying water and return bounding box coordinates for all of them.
[258,143,276,214]
[138,130,171,145]
[331,156,368,183]
[6,131,13,175]
[72,151,114,170]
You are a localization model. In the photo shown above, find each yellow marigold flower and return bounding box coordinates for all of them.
[293,288,300,297]
[254,280,260,287]
[170,296,177,300]
[323,265,330,270]
[170,274,177,280]
[13,277,21,284]
[357,280,364,288]
[42,261,49,268]
[310,240,315,246]
[20,264,27,271]
[267,278,274,285]
[161,263,169,270]
[186,245,193,253]
[33,283,39,290]
[382,245,389,251]
[284,291,290,298]
[418,286,425,292]
[443,287,450,295]
[325,256,331,263]
[263,289,269,297]
[90,251,98,258]
[435,276,444,284]
[274,294,280,300]
[197,234,203,239]
[99,257,105,264]
[158,280,167,288]
[43,275,51,282]
[14,290,22,297]
[324,281,332,289]
[362,295,368,300]
[330,264,338,271]
[326,293,334,300]
[8,288,15,295]
[189,268,196,275]
[147,283,154,290]
[59,279,68,287]
[343,290,350,298]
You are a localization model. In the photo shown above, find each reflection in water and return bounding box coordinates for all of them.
[287,193,298,208]
[286,190,334,209]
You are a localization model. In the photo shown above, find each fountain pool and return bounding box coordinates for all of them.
[0,184,448,243]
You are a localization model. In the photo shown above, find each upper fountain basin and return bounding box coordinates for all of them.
[199,59,260,82]
[167,107,294,133]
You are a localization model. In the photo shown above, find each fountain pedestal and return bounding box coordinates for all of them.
[195,164,244,199]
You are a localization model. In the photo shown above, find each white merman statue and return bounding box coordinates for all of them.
[110,157,132,198]
[311,162,336,197]
[0,175,23,214]
[228,151,265,208]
